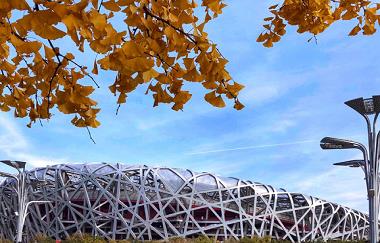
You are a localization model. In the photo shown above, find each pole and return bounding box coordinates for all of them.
[15,169,25,243]
[0,161,28,242]
[373,115,380,243]
[12,169,50,243]
[363,115,378,243]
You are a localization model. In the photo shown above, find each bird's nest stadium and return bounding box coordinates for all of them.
[0,163,369,242]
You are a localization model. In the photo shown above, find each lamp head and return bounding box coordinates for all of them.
[345,96,380,115]
[0,160,26,169]
[333,160,365,168]
[320,137,357,150]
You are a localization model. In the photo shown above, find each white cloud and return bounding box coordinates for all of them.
[286,167,367,212]
[0,115,66,169]
[239,68,309,106]
[0,116,28,153]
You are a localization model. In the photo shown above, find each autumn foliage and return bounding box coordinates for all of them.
[258,0,380,47]
[0,0,244,129]
[1,0,378,129]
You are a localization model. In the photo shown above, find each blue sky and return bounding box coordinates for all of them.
[1,0,380,213]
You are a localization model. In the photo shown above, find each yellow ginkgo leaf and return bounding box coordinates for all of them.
[102,0,121,11]
[234,100,245,110]
[92,59,98,74]
[16,41,42,54]
[227,82,245,96]
[10,0,30,10]
[89,11,107,30]
[204,91,226,108]
[349,25,361,36]
[121,41,142,58]
[143,69,160,82]
[34,25,66,40]
[91,0,99,8]
[124,57,154,72]
[117,93,127,104]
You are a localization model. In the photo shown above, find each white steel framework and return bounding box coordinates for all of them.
[0,163,369,242]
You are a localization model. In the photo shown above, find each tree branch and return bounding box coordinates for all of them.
[58,54,100,88]
[46,62,62,116]
[142,6,197,44]
[45,39,63,116]
[144,52,178,73]
[47,39,61,63]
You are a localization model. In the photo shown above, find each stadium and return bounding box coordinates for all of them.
[0,163,369,242]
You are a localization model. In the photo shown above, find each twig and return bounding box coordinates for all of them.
[47,39,61,62]
[48,39,100,88]
[86,126,96,144]
[59,54,100,88]
[116,104,121,115]
[46,62,62,116]
[143,6,197,44]
[34,93,43,127]
[6,85,12,93]
[0,70,12,93]
[144,52,178,72]
[220,79,241,108]
[45,39,64,116]
[98,0,104,11]
[21,57,33,68]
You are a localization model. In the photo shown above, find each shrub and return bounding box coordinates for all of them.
[224,237,239,243]
[240,236,267,243]
[193,235,215,243]
[168,236,188,243]
[62,232,83,243]
[32,233,55,243]
[62,232,106,243]
[271,238,292,243]
[261,236,272,243]
[0,239,12,243]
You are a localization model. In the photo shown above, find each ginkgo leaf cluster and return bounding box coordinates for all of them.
[0,0,244,129]
[258,0,380,47]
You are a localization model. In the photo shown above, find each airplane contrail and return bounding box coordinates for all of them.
[187,139,318,155]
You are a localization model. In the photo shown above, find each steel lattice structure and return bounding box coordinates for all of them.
[0,163,369,242]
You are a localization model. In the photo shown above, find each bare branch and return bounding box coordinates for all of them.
[86,126,96,144]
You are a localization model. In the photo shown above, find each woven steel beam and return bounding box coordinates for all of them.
[0,163,369,242]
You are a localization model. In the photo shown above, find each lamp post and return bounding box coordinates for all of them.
[0,160,49,243]
[320,96,380,243]
[0,160,28,243]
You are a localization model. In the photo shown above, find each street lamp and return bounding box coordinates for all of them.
[0,160,49,243]
[320,96,380,243]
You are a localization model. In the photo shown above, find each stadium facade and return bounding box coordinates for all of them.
[0,163,369,242]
